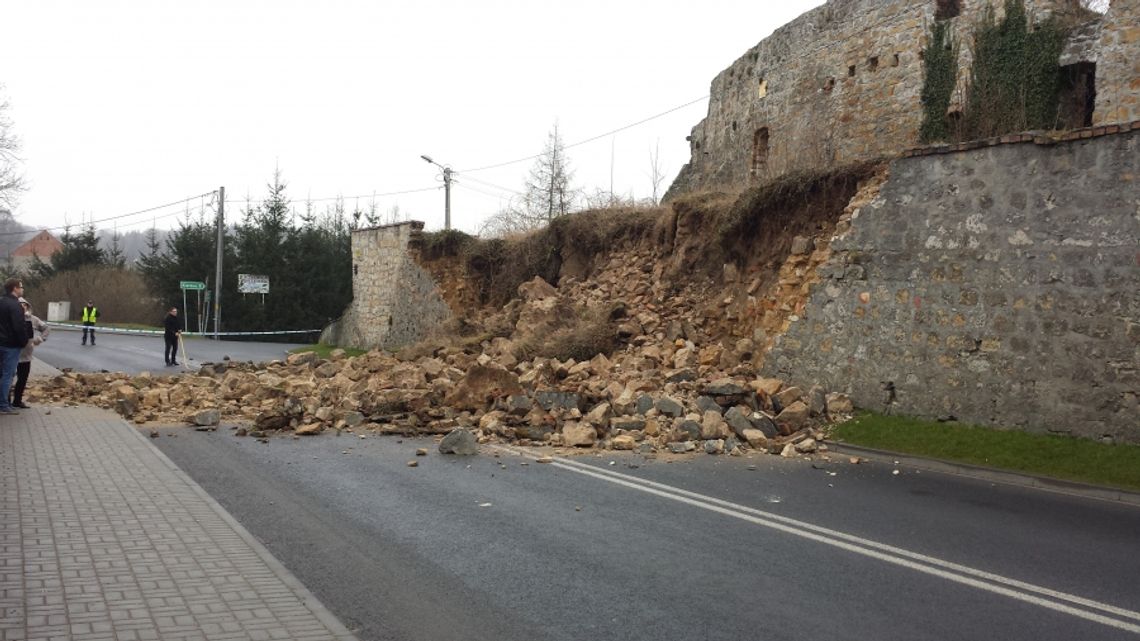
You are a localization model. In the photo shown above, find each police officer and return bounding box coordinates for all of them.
[81,299,98,346]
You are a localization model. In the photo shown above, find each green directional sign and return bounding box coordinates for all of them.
[180,280,207,291]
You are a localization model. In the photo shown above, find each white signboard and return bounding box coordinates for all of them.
[238,274,270,294]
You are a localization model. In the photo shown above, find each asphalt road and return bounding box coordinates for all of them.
[36,326,305,374]
[152,429,1140,641]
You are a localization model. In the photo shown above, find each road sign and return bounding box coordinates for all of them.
[180,280,207,291]
[238,274,270,294]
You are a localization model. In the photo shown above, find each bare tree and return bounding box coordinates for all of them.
[477,123,580,237]
[522,122,578,224]
[647,140,666,205]
[0,86,25,209]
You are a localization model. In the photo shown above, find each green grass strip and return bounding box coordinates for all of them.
[830,412,1140,492]
[289,344,368,359]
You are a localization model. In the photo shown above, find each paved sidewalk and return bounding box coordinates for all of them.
[0,405,358,641]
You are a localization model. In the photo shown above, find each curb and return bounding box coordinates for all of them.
[827,442,1140,508]
[123,421,360,640]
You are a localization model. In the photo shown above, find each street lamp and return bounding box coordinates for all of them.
[421,155,453,230]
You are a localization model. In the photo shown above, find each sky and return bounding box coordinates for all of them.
[2,0,824,236]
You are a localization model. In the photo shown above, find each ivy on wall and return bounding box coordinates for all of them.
[919,0,1068,143]
[919,20,959,143]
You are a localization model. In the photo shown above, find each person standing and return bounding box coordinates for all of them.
[0,279,29,415]
[12,297,49,409]
[164,307,182,366]
[81,299,99,345]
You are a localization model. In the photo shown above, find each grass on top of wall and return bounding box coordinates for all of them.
[830,412,1140,492]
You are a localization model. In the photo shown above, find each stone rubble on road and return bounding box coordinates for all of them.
[28,180,887,460]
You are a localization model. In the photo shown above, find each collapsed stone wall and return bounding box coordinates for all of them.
[763,129,1140,442]
[321,221,451,350]
[666,0,1135,199]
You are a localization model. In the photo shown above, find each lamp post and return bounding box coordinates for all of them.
[420,154,453,230]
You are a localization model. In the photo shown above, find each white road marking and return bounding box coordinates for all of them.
[493,446,1140,635]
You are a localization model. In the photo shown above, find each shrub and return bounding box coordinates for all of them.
[25,265,164,325]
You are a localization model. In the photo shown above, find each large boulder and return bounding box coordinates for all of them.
[439,428,478,455]
[775,401,810,435]
[445,366,523,411]
[562,422,597,447]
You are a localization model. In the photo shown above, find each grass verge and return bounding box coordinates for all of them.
[830,412,1140,492]
[289,344,367,359]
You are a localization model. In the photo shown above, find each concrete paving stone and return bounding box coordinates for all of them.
[0,406,358,641]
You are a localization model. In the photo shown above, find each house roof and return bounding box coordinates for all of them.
[11,231,63,258]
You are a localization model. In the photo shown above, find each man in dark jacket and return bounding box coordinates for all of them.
[164,307,182,367]
[0,279,29,414]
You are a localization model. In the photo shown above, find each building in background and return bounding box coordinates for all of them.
[9,230,63,272]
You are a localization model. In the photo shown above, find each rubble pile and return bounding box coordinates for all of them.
[32,169,889,456]
[30,269,853,457]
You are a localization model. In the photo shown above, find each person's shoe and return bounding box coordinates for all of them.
[171,361,180,366]
[0,407,19,415]
[12,402,29,409]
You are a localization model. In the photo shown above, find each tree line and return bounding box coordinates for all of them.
[22,173,365,340]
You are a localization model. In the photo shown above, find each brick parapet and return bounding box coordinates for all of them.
[901,120,1140,157]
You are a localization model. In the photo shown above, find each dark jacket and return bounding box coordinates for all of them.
[164,313,182,337]
[0,294,28,349]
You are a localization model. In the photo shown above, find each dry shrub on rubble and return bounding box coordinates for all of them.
[452,205,665,307]
[513,305,617,363]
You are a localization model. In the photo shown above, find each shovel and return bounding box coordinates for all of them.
[178,333,192,372]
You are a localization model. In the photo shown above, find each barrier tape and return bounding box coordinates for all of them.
[46,322,321,338]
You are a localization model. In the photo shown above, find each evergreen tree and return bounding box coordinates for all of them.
[106,229,127,268]
[232,171,294,335]
[46,224,105,274]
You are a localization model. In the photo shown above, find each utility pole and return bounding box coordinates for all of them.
[443,166,452,230]
[421,155,453,229]
[214,186,224,340]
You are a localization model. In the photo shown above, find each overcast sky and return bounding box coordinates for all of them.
[3,0,823,236]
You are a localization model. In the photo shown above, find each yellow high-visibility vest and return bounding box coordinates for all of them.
[82,307,98,323]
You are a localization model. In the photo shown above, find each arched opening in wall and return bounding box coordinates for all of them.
[947,108,964,140]
[935,0,961,19]
[751,127,770,180]
[1057,62,1096,128]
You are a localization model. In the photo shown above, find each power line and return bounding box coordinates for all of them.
[458,94,710,174]
[454,182,514,201]
[11,94,714,235]
[224,185,439,206]
[459,175,523,196]
[0,191,216,237]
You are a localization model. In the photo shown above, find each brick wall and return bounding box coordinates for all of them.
[763,129,1139,442]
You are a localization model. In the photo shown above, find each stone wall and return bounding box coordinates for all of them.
[665,0,1134,199]
[1094,0,1140,125]
[320,221,451,350]
[763,129,1139,442]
